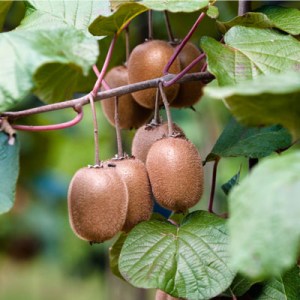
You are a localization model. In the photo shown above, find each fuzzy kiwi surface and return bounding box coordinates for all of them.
[155,290,182,300]
[107,157,153,232]
[171,42,205,108]
[132,121,185,163]
[101,66,153,129]
[146,137,204,212]
[68,166,128,242]
[127,40,181,109]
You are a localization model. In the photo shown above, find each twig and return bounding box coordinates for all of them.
[1,72,214,120]
[238,0,251,16]
[208,158,220,213]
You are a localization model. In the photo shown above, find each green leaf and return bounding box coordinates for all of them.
[217,6,300,35]
[257,266,300,300]
[206,118,292,161]
[89,3,148,36]
[205,72,300,139]
[0,28,98,110]
[206,5,219,19]
[224,273,257,297]
[19,0,105,33]
[201,26,300,86]
[0,1,13,31]
[258,6,300,36]
[221,170,241,196]
[109,232,128,280]
[0,132,20,214]
[228,151,300,279]
[119,211,235,300]
[138,0,209,13]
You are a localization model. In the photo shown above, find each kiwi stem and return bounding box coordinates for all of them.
[147,10,153,40]
[125,26,130,62]
[164,52,206,87]
[164,11,175,43]
[114,96,123,158]
[88,94,101,166]
[2,72,214,120]
[153,88,161,125]
[163,12,206,75]
[158,82,173,136]
[238,0,251,15]
[208,158,220,214]
[91,33,118,98]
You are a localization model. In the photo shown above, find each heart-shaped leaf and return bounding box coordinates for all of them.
[229,151,300,279]
[201,26,300,86]
[119,211,235,300]
[0,132,20,214]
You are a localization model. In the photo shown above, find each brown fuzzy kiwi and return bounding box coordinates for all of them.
[68,166,128,242]
[155,290,182,300]
[171,42,205,108]
[107,157,153,232]
[101,66,153,129]
[146,137,204,212]
[127,40,181,109]
[132,121,185,163]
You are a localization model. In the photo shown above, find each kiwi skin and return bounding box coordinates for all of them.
[171,42,205,108]
[155,290,182,300]
[68,166,128,242]
[101,66,153,129]
[107,157,153,232]
[127,40,181,109]
[146,137,204,212]
[132,122,185,163]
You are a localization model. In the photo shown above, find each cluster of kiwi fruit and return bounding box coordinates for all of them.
[67,38,205,243]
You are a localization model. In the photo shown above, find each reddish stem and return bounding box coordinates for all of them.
[93,65,110,90]
[163,12,206,75]
[91,33,118,97]
[208,158,220,213]
[12,107,83,132]
[164,52,206,87]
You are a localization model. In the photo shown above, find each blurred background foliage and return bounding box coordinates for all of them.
[1,1,298,299]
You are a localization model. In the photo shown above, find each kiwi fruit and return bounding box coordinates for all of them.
[107,157,153,232]
[155,290,182,300]
[101,66,153,129]
[68,166,128,242]
[132,121,185,163]
[146,137,204,212]
[127,40,181,109]
[171,42,205,108]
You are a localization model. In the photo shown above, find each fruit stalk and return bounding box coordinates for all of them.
[148,10,153,40]
[114,96,124,158]
[163,12,206,75]
[88,94,101,166]
[158,82,173,136]
[238,0,251,15]
[208,158,220,213]
[164,11,175,43]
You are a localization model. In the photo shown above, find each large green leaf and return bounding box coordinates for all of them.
[206,118,292,162]
[0,132,20,214]
[218,6,300,35]
[228,151,300,279]
[89,3,148,36]
[119,211,235,300]
[0,28,98,110]
[201,26,300,86]
[0,1,12,31]
[257,266,300,300]
[19,0,106,33]
[110,0,209,13]
[205,72,300,139]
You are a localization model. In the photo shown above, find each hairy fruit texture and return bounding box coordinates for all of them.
[101,66,153,129]
[127,40,181,109]
[146,137,204,212]
[171,42,205,108]
[131,122,185,163]
[155,290,182,300]
[108,157,153,232]
[68,167,128,242]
